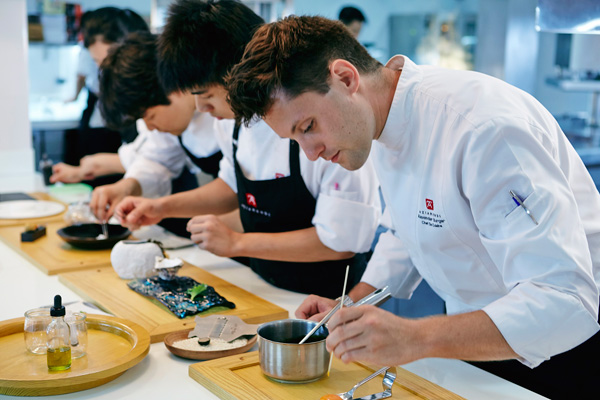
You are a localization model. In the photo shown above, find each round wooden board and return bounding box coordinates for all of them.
[164,328,257,360]
[0,314,150,396]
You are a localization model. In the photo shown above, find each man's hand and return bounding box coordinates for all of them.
[295,295,339,322]
[90,178,141,222]
[187,215,242,257]
[325,305,419,366]
[115,196,165,230]
[50,163,85,183]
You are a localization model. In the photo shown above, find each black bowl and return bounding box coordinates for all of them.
[57,223,131,250]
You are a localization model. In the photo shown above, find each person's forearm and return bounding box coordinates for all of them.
[115,178,142,197]
[233,227,354,262]
[158,178,238,218]
[93,153,126,176]
[415,310,519,361]
[73,75,85,99]
[218,209,243,233]
[348,282,376,302]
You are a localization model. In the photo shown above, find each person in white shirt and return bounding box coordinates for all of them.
[57,7,150,183]
[225,15,600,398]
[115,0,380,298]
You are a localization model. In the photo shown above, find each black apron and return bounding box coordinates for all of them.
[157,136,222,238]
[469,306,600,399]
[232,124,368,298]
[177,136,223,179]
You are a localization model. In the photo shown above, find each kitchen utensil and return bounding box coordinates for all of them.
[97,221,109,240]
[57,223,130,250]
[299,286,392,345]
[327,265,350,374]
[335,366,396,400]
[258,319,330,383]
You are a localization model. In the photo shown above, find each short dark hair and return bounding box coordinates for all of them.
[338,6,366,25]
[82,7,149,48]
[226,15,381,124]
[157,0,264,94]
[98,32,170,129]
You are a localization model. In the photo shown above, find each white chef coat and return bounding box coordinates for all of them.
[119,112,220,198]
[362,55,600,368]
[214,119,381,253]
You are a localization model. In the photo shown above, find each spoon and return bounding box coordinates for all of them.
[96,221,109,240]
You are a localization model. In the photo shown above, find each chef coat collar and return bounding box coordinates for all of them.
[377,55,423,151]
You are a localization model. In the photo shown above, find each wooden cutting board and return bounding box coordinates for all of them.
[0,220,113,275]
[0,192,67,227]
[190,352,465,400]
[58,263,289,343]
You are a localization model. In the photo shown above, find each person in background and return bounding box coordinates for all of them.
[115,0,381,298]
[52,7,149,188]
[225,15,600,398]
[338,5,366,38]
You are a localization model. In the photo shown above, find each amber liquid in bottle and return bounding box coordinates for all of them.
[47,346,72,371]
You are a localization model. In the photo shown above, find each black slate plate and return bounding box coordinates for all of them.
[57,223,131,250]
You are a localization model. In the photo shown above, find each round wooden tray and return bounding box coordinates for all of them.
[0,314,150,396]
[164,328,257,360]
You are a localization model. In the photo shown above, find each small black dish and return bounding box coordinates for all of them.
[57,223,131,250]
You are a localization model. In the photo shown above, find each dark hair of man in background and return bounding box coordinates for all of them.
[82,7,148,48]
[157,0,264,94]
[99,32,170,130]
[226,15,380,124]
[338,6,366,25]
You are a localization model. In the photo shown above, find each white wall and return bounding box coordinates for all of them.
[293,0,479,62]
[0,0,34,176]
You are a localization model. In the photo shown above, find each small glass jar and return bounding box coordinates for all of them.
[65,312,88,358]
[64,201,97,225]
[24,308,52,354]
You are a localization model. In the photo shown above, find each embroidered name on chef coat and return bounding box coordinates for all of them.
[418,210,446,228]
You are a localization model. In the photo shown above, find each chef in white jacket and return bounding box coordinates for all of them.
[226,15,600,398]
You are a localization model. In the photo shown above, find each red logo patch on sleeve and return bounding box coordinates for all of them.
[426,198,434,210]
[246,193,257,208]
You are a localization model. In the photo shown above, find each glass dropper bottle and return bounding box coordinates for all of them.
[46,295,71,371]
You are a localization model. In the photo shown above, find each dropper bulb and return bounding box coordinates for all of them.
[54,295,61,308]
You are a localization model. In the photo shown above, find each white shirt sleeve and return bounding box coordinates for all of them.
[306,154,382,253]
[215,119,238,193]
[361,209,422,298]
[464,118,599,367]
[120,120,187,198]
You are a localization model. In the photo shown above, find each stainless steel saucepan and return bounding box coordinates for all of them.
[257,286,392,383]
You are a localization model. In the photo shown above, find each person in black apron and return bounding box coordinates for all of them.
[232,124,368,299]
